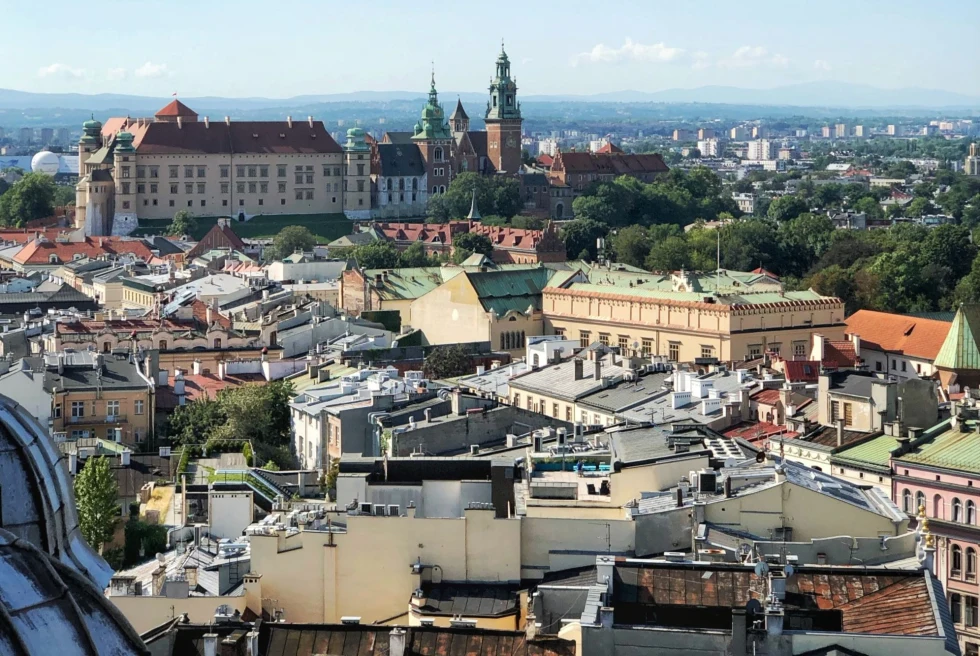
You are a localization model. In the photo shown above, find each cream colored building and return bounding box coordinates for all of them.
[543,269,845,363]
[75,100,360,236]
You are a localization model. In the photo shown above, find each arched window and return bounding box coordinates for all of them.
[412,178,418,191]
[439,185,446,194]
[520,331,526,348]
[903,489,913,513]
[916,491,926,514]
[555,203,564,219]
[954,498,963,522]
[952,544,963,576]
[398,178,405,191]
[934,494,944,519]
[159,340,167,350]
[434,147,443,162]
[103,342,111,353]
[432,186,438,195]
[213,338,222,349]
[968,548,978,581]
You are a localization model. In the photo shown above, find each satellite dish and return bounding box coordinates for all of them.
[754,561,770,577]
[755,451,766,463]
[745,598,763,615]
[784,564,795,578]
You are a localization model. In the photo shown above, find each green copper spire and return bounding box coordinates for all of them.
[412,66,453,141]
[486,40,521,121]
[935,304,980,371]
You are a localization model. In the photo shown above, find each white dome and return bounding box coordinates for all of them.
[31,150,60,175]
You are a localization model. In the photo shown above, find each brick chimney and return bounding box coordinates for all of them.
[184,564,198,590]
[836,418,845,446]
[151,565,166,596]
[574,359,584,380]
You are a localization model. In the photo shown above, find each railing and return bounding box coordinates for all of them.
[67,415,127,425]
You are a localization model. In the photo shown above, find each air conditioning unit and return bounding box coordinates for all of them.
[388,505,400,517]
[373,504,386,516]
[159,446,172,457]
[359,502,372,515]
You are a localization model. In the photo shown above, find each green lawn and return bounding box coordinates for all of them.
[133,213,354,243]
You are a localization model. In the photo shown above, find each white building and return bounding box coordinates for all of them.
[746,139,773,161]
[697,138,722,157]
[537,139,559,157]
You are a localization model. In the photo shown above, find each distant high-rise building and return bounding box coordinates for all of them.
[39,128,54,145]
[697,138,722,157]
[821,126,833,138]
[834,123,848,138]
[672,129,694,142]
[729,126,748,140]
[747,139,773,161]
[965,143,980,176]
[18,127,33,144]
[56,127,70,145]
[854,125,866,138]
[887,124,899,136]
[752,126,766,139]
[922,125,938,136]
[698,128,716,140]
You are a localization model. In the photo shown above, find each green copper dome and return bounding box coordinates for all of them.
[114,131,135,153]
[343,126,370,153]
[412,70,453,141]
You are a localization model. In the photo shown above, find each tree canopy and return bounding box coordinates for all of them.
[451,232,493,263]
[0,172,56,227]
[426,173,521,222]
[164,209,197,238]
[266,225,317,260]
[422,345,472,379]
[74,456,119,554]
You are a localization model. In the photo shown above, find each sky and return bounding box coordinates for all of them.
[8,0,979,98]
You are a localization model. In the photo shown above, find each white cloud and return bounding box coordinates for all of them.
[572,38,684,66]
[38,63,85,78]
[718,46,789,69]
[813,59,832,71]
[106,67,127,80]
[692,51,711,70]
[134,61,169,78]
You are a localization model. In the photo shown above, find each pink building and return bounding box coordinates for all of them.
[892,412,980,656]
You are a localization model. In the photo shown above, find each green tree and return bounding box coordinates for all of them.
[53,184,76,207]
[350,241,401,269]
[560,219,609,261]
[766,194,807,222]
[422,344,472,378]
[451,232,493,263]
[645,235,691,271]
[955,253,980,305]
[266,225,316,260]
[164,209,197,237]
[74,456,119,554]
[166,397,226,446]
[611,225,651,268]
[0,172,57,227]
[398,240,437,267]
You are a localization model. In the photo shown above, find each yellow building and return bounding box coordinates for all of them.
[543,269,845,363]
[75,100,350,236]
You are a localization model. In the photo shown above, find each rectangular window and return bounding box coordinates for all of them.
[305,174,314,184]
[876,361,882,372]
[122,200,131,209]
[220,166,229,178]
[248,166,257,177]
[121,166,131,178]
[305,190,314,200]
[669,342,680,361]
[121,182,131,194]
[323,165,330,176]
[136,166,146,178]
[197,166,206,177]
[295,190,303,200]
[580,331,591,348]
[356,180,365,192]
[260,182,268,194]
[220,182,229,194]
[769,343,781,356]
[259,166,269,177]
[237,183,245,194]
[169,200,175,207]
[554,328,565,338]
[197,183,205,194]
[843,402,853,426]
[149,166,159,178]
[701,345,714,359]
[258,199,263,206]
[223,199,228,206]
[71,401,85,418]
[513,394,520,408]
[278,165,287,177]
[952,594,962,624]
[967,596,979,628]
[793,341,806,358]
[552,403,559,418]
[295,174,303,184]
[169,166,178,178]
[248,182,257,194]
[748,344,762,359]
[901,361,907,372]
[333,166,341,177]
[106,400,120,417]
[618,335,629,354]
[892,359,896,370]
[598,333,610,347]
[278,182,287,193]
[184,166,193,178]
[137,183,145,194]
[150,183,158,194]
[170,183,178,194]
[642,338,653,357]
[184,183,193,194]
[566,406,572,421]
[305,165,313,171]
[201,200,206,207]
[237,166,245,178]
[831,400,840,423]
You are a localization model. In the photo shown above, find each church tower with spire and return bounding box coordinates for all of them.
[484,41,523,174]
[412,68,454,196]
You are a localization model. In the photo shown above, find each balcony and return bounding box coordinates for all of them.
[66,415,128,426]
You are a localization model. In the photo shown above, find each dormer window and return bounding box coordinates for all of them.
[49,255,59,264]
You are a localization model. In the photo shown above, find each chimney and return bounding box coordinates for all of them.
[184,565,198,589]
[389,628,407,656]
[203,633,218,656]
[224,116,231,125]
[836,418,844,446]
[676,487,684,508]
[594,359,601,381]
[120,449,131,467]
[177,116,183,129]
[287,116,293,129]
[850,332,861,356]
[221,638,238,656]
[193,359,202,375]
[204,116,210,129]
[574,359,584,380]
[68,453,77,475]
[206,305,213,326]
[526,612,538,641]
[246,631,260,656]
[308,115,314,128]
[811,334,825,363]
[151,565,166,596]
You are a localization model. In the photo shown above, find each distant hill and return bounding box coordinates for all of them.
[0,81,977,113]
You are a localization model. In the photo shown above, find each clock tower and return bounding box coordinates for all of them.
[484,41,523,174]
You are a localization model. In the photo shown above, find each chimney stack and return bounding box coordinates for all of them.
[203,633,218,656]
[184,565,198,589]
[120,449,131,467]
[594,358,601,381]
[388,628,407,656]
[308,115,314,128]
[151,565,166,596]
[204,116,210,129]
[225,116,231,125]
[287,116,293,128]
[836,418,844,446]
[574,359,584,380]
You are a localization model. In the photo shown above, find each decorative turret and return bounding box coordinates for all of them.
[483,40,524,174]
[343,127,370,153]
[485,40,521,121]
[412,70,453,141]
[466,190,481,220]
[342,127,372,220]
[114,131,135,153]
[450,97,469,134]
[80,115,102,145]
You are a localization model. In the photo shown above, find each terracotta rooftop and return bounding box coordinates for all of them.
[781,359,820,383]
[822,340,860,368]
[154,99,199,118]
[845,310,951,361]
[156,372,264,409]
[595,141,624,154]
[751,388,782,405]
[12,236,154,265]
[722,421,798,444]
[185,223,247,259]
[554,149,669,175]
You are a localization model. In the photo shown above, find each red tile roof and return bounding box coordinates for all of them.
[156,372,264,409]
[554,149,669,175]
[750,389,782,405]
[845,309,950,361]
[373,221,466,246]
[185,223,247,259]
[470,223,546,251]
[751,267,779,279]
[723,421,797,443]
[0,229,69,245]
[823,340,861,368]
[596,142,624,154]
[537,153,554,167]
[131,120,341,155]
[12,236,154,265]
[190,299,231,329]
[782,360,820,383]
[155,99,199,118]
